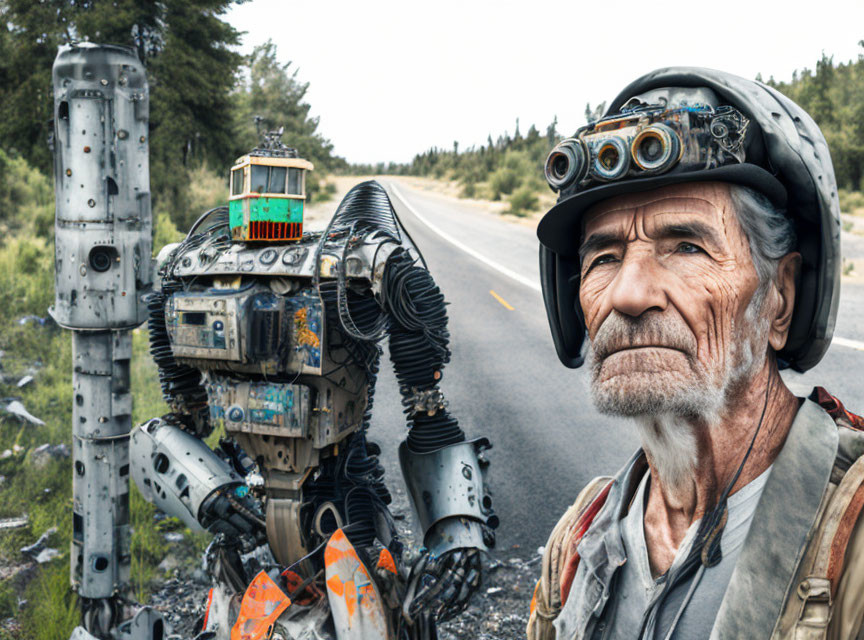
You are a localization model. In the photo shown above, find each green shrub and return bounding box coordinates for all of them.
[508,185,539,216]
[153,211,184,249]
[307,177,337,204]
[840,189,864,216]
[489,167,520,200]
[460,179,477,198]
[0,149,54,239]
[187,165,229,214]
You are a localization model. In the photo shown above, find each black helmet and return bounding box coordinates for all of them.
[538,67,841,372]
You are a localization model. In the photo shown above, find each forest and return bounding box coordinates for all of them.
[0,0,343,233]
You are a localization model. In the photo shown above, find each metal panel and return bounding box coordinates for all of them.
[206,375,310,438]
[50,43,152,330]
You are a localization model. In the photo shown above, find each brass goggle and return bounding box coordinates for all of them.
[545,104,750,192]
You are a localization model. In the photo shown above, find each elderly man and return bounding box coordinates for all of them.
[527,68,864,640]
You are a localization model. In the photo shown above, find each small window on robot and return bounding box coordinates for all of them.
[287,168,302,195]
[231,168,244,196]
[181,312,207,326]
[251,165,269,194]
[268,166,287,194]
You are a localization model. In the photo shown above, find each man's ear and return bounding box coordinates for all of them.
[768,252,801,351]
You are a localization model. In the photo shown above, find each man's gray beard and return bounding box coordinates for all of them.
[587,294,770,496]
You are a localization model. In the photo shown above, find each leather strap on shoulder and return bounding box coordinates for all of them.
[811,387,864,430]
[784,391,864,639]
[527,476,613,640]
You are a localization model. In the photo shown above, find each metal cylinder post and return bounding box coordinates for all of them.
[50,43,154,638]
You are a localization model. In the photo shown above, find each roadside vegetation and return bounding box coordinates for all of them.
[0,150,205,640]
[351,119,562,217]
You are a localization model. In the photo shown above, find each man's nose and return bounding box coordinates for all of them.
[606,252,668,318]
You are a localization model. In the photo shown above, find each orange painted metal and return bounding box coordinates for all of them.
[376,548,397,575]
[324,529,389,638]
[201,587,215,632]
[280,569,324,606]
[230,570,291,640]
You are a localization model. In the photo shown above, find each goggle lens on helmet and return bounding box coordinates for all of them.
[545,104,750,192]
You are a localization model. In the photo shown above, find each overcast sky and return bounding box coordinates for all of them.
[227,0,864,165]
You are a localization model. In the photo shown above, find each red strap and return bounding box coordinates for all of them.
[827,480,864,595]
[560,480,613,605]
[813,387,864,430]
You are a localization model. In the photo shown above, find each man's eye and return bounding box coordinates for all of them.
[675,242,703,254]
[590,254,618,269]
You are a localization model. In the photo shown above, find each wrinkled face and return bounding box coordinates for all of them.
[579,182,767,420]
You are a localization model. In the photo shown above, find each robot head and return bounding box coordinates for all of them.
[228,126,314,242]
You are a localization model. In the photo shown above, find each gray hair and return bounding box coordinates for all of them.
[728,185,797,305]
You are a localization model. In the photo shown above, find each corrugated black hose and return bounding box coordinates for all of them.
[383,249,465,453]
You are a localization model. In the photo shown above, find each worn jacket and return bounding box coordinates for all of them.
[527,390,864,640]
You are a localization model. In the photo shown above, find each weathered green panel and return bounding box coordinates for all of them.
[228,200,245,230]
[248,197,304,223]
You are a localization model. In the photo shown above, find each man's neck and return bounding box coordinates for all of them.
[641,358,799,577]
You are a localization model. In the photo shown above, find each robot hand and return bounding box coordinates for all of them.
[403,546,483,624]
[199,487,266,551]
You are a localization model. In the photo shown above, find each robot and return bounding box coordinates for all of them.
[50,44,495,640]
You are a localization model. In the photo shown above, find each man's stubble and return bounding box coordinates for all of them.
[587,297,770,498]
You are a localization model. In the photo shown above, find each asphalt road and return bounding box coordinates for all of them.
[361,179,864,559]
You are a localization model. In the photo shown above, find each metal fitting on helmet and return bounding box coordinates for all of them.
[538,68,841,372]
[398,438,497,555]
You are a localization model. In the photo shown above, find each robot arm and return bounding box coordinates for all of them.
[130,417,265,551]
[378,247,497,622]
[380,247,497,555]
[399,437,494,553]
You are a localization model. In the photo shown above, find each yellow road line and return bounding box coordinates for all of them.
[489,290,514,311]
[834,337,864,352]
